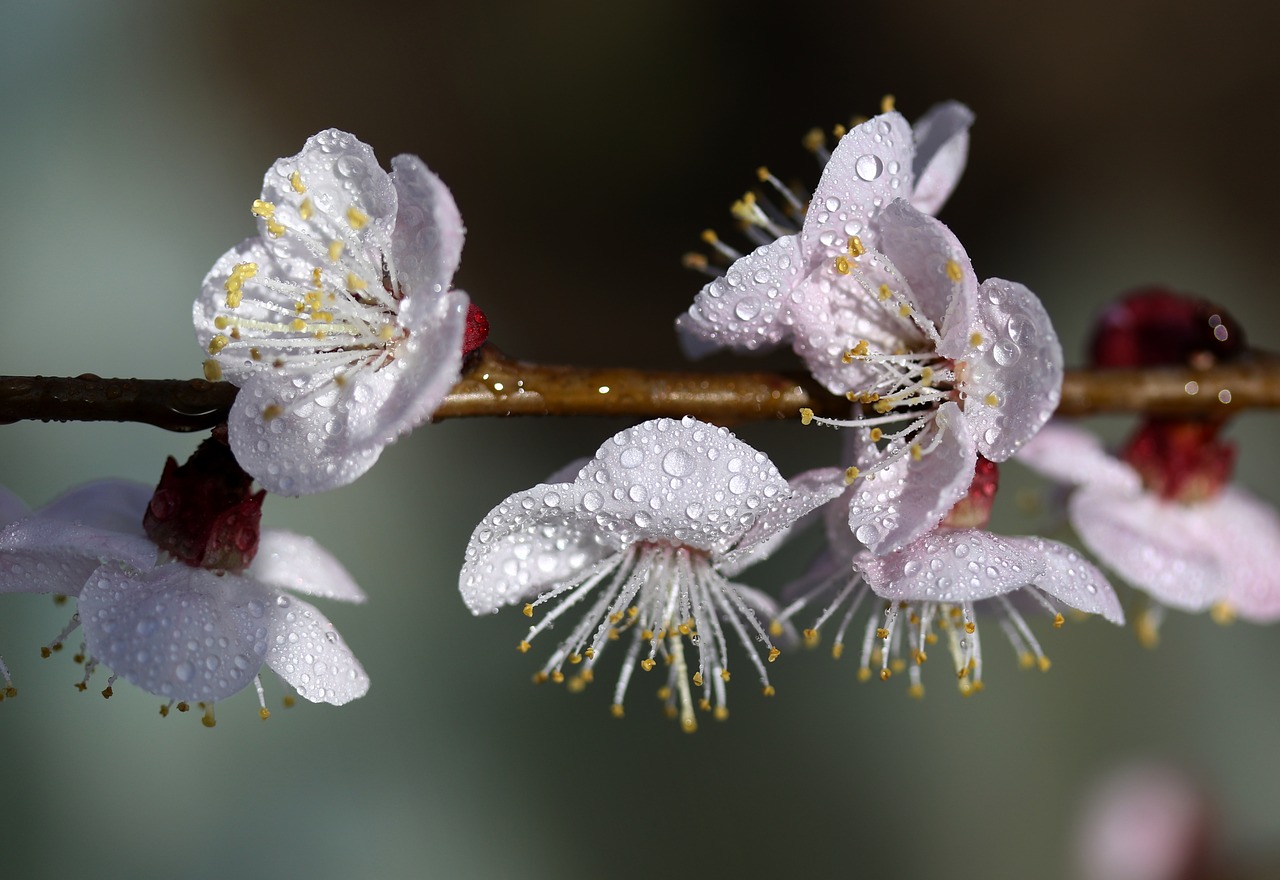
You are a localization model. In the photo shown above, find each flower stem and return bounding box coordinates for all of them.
[1,348,1277,433]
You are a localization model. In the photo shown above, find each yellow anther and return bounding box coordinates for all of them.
[692,671,704,687]
[914,650,927,664]
[879,668,891,681]
[251,199,275,218]
[281,696,295,709]
[969,331,984,347]
[608,612,623,624]
[720,669,731,683]
[346,273,368,292]
[762,685,776,697]
[875,627,889,640]
[957,665,968,679]
[870,427,883,442]
[299,198,313,221]
[1018,652,1035,669]
[767,647,780,663]
[850,339,869,357]
[641,629,654,641]
[984,392,1001,407]
[1037,656,1052,672]
[213,315,230,330]
[261,404,283,422]
[101,686,113,699]
[925,632,937,645]
[531,671,548,684]
[832,123,847,138]
[346,206,370,229]
[856,667,871,682]
[964,621,976,634]
[584,647,595,660]
[522,603,534,618]
[290,317,307,332]
[627,607,639,619]
[289,171,306,193]
[802,127,825,152]
[834,255,851,275]
[713,706,729,721]
[1211,601,1236,625]
[567,676,586,693]
[224,287,243,309]
[580,668,593,683]
[878,283,893,301]
[898,303,913,318]
[202,707,217,728]
[249,348,262,361]
[550,670,565,684]
[202,359,223,381]
[802,628,820,647]
[958,679,973,696]
[607,628,620,641]
[891,659,906,673]
[755,165,770,182]
[677,622,691,636]
[1053,613,1065,629]
[908,684,925,699]
[610,703,625,718]
[880,94,895,113]
[799,407,814,425]
[681,717,698,733]
[945,259,963,282]
[327,240,344,262]
[378,324,396,341]
[847,235,866,257]
[700,228,719,245]
[909,443,923,462]
[265,217,286,237]
[516,640,532,653]
[682,252,709,271]
[920,366,934,385]
[842,350,854,365]
[831,643,844,659]
[208,335,230,355]
[158,704,169,717]
[768,620,783,637]
[844,466,860,485]
[640,658,656,672]
[657,686,671,700]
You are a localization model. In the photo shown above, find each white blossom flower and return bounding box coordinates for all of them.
[1019,421,1280,636]
[779,457,1121,695]
[460,417,842,729]
[0,480,369,720]
[0,484,29,698]
[195,128,472,496]
[676,100,973,357]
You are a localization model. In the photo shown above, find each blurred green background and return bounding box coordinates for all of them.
[1,1,1278,877]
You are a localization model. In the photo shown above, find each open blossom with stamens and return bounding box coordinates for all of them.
[676,100,973,357]
[459,417,842,729]
[779,455,1122,695]
[0,444,369,721]
[195,128,479,496]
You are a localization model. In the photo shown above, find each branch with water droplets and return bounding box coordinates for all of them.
[1,348,1278,433]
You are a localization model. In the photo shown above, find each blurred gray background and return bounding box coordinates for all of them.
[1,1,1277,877]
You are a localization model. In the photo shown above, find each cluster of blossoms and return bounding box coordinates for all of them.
[2,106,1276,728]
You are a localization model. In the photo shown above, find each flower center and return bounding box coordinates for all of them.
[1119,418,1235,503]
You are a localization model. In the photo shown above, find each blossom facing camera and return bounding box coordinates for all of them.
[0,449,370,720]
[195,129,478,496]
[460,417,842,729]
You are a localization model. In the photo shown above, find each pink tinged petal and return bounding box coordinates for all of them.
[460,483,619,614]
[79,564,269,703]
[1203,488,1280,621]
[576,417,789,551]
[909,101,974,216]
[388,153,465,298]
[959,279,1063,460]
[857,528,1045,603]
[1070,486,1220,611]
[258,593,369,706]
[249,530,367,603]
[1007,536,1124,624]
[678,236,803,355]
[878,200,978,335]
[801,112,914,260]
[0,517,157,596]
[848,401,978,554]
[719,466,847,576]
[37,479,152,535]
[1016,422,1142,493]
[0,485,27,525]
[260,128,398,270]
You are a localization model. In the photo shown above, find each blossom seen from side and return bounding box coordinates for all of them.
[779,456,1122,695]
[0,444,369,721]
[459,417,842,729]
[676,100,973,358]
[195,128,483,496]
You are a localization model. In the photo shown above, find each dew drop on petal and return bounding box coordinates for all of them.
[855,155,884,181]
[854,524,881,544]
[735,298,762,321]
[619,447,644,468]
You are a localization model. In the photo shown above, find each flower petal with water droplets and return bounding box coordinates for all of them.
[909,101,974,216]
[857,528,1045,603]
[257,593,369,706]
[250,529,367,603]
[1007,536,1123,624]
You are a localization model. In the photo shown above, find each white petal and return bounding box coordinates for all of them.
[959,279,1063,460]
[36,479,152,535]
[677,236,803,355]
[910,101,974,215]
[1203,488,1280,622]
[0,485,27,525]
[0,517,156,595]
[801,112,914,259]
[857,528,1045,603]
[260,593,368,705]
[878,200,978,336]
[260,129,398,271]
[1070,486,1220,612]
[388,153,465,299]
[1007,536,1124,624]
[250,530,366,603]
[576,417,789,551]
[459,483,618,614]
[79,563,269,703]
[719,466,846,576]
[1016,422,1142,492]
[848,401,978,554]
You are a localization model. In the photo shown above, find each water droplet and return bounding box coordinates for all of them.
[686,502,704,519]
[135,617,157,637]
[582,491,602,512]
[1007,314,1034,344]
[825,197,841,212]
[992,341,1021,366]
[735,297,762,321]
[662,448,693,477]
[983,427,1001,446]
[854,524,881,544]
[728,475,748,495]
[628,484,647,503]
[855,154,884,181]
[953,543,969,558]
[619,447,644,468]
[543,491,561,508]
[175,661,195,683]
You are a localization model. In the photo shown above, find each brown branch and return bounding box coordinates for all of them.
[2,348,1279,432]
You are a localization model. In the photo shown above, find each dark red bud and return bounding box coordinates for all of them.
[1120,418,1235,503]
[941,457,1000,529]
[462,303,490,358]
[1089,287,1245,369]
